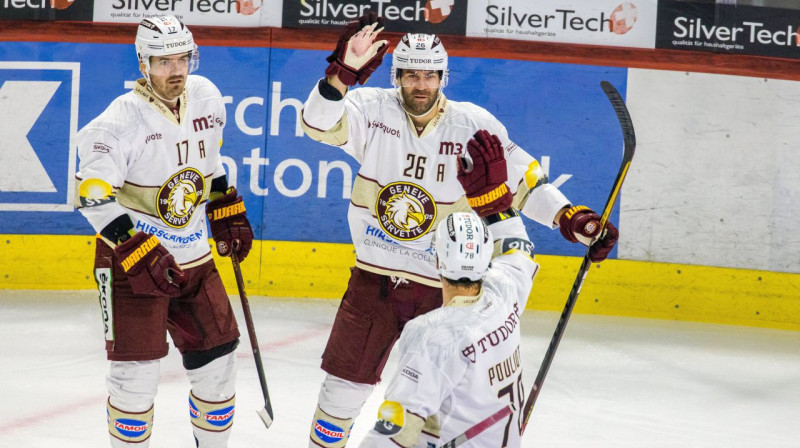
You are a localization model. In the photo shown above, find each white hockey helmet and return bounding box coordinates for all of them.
[431,212,493,282]
[391,33,449,88]
[135,15,198,77]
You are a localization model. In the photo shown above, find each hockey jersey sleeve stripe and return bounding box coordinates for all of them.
[115,175,214,218]
[301,114,349,147]
[350,176,469,213]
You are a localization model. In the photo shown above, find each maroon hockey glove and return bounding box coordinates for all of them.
[325,12,389,86]
[558,205,619,262]
[207,187,254,261]
[457,130,514,217]
[588,221,619,263]
[114,232,185,296]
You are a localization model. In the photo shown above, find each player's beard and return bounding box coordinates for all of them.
[151,75,186,103]
[401,87,439,115]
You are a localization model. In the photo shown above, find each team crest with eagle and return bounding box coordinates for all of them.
[376,182,437,241]
[157,168,205,228]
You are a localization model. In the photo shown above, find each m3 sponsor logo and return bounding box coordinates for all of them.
[0,62,80,211]
[192,113,224,132]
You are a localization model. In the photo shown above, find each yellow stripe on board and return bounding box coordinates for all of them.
[1,234,797,331]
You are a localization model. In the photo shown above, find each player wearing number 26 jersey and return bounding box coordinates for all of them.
[300,15,578,448]
[301,12,619,447]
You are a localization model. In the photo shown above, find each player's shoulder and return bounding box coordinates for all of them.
[347,86,397,108]
[483,265,529,303]
[402,306,485,360]
[443,98,502,129]
[80,90,142,139]
[186,75,222,101]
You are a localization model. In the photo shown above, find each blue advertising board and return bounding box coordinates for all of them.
[0,41,626,258]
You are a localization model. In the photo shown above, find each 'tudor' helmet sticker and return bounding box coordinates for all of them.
[376,182,437,241]
[157,168,205,228]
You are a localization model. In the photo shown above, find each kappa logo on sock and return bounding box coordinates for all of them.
[314,419,346,444]
[113,418,149,438]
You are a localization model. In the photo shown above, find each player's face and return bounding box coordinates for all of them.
[147,52,190,101]
[399,70,441,114]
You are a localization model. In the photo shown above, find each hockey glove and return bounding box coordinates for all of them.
[558,205,619,262]
[325,12,389,87]
[457,130,514,217]
[114,232,185,296]
[207,187,254,261]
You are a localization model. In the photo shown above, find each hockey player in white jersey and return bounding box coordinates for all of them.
[359,208,534,448]
[301,14,619,448]
[357,130,559,448]
[74,16,253,447]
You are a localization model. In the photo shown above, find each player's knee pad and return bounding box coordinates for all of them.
[106,360,160,412]
[309,406,354,448]
[186,351,237,444]
[370,401,426,448]
[186,351,238,400]
[107,398,154,445]
[182,339,238,370]
[317,374,374,419]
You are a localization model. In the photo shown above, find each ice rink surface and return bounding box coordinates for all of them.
[1,290,798,448]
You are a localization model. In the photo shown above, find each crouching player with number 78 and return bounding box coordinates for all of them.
[74,15,253,448]
[357,131,619,448]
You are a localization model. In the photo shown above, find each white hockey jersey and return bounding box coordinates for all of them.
[302,84,569,286]
[75,75,227,267]
[359,216,538,448]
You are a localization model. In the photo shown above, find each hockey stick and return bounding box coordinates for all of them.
[231,252,274,428]
[519,80,636,435]
[438,81,634,448]
[438,404,515,448]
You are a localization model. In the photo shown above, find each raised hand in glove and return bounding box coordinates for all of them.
[207,187,254,261]
[558,205,619,262]
[457,130,514,217]
[114,232,185,296]
[325,12,389,87]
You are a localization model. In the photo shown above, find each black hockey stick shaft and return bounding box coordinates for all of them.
[520,81,636,434]
[438,81,635,448]
[231,252,274,428]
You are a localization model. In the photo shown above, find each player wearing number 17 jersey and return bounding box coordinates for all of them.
[74,16,253,448]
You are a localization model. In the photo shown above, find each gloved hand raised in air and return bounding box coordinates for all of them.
[457,130,514,217]
[325,12,389,87]
[207,187,254,261]
[558,205,619,262]
[114,232,185,296]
